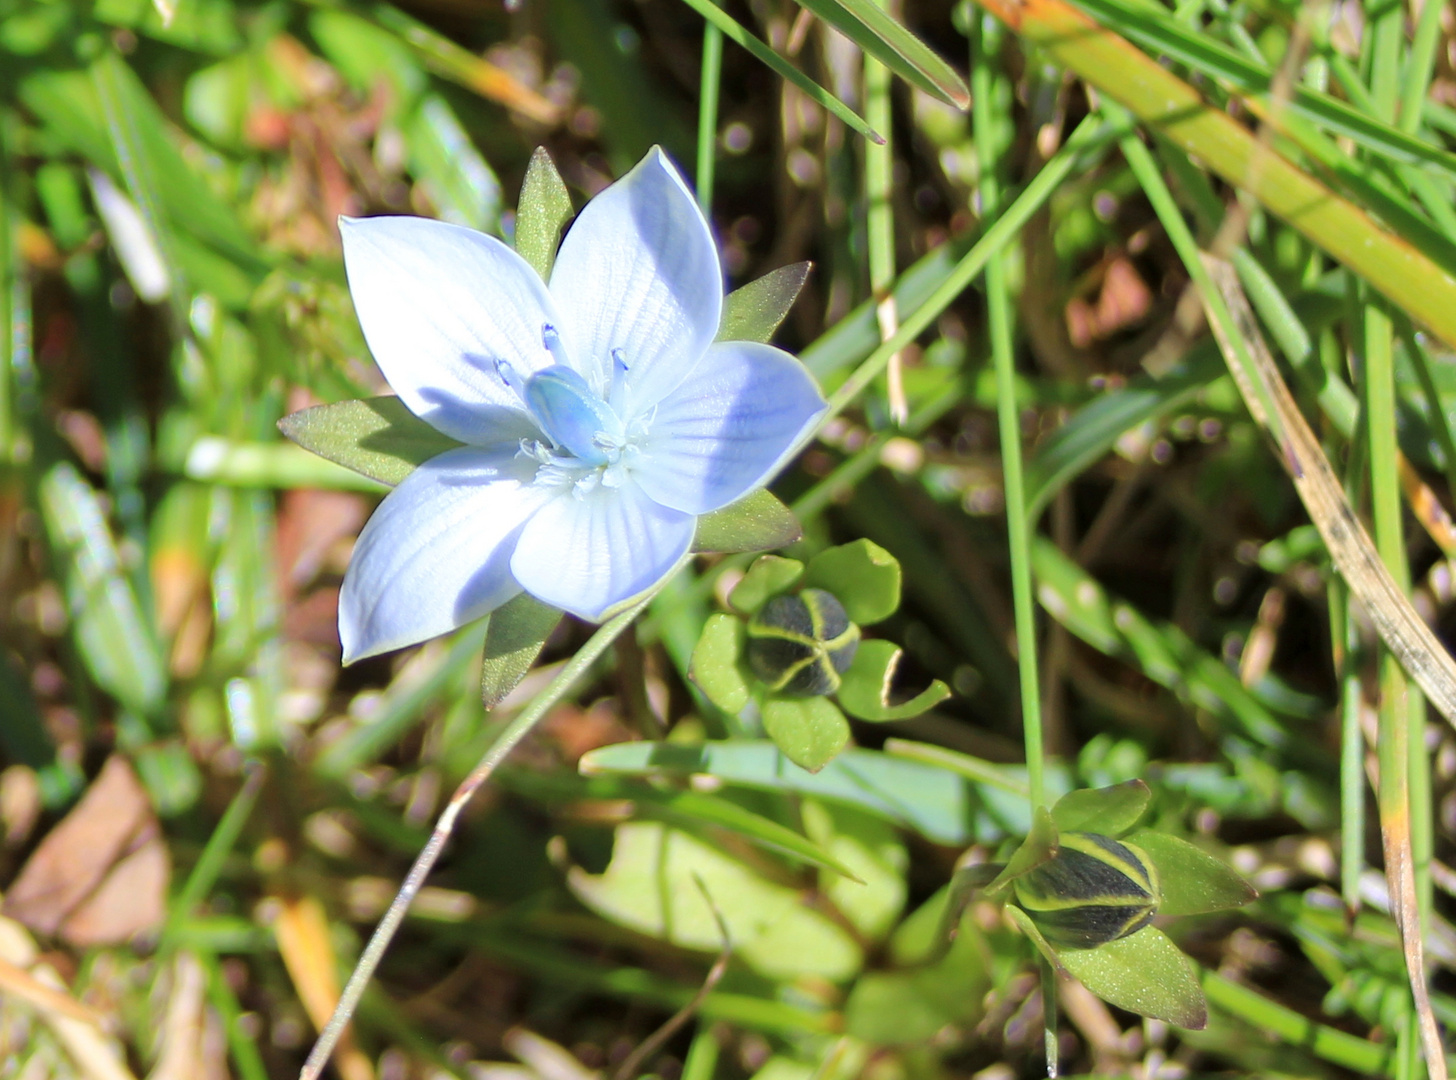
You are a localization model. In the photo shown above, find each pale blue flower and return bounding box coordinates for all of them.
[337,148,827,662]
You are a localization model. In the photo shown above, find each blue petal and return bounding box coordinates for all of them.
[548,148,721,411]
[511,480,694,620]
[630,341,826,515]
[340,216,557,446]
[339,447,552,662]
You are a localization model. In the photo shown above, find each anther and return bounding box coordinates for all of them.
[609,347,631,411]
[494,358,524,395]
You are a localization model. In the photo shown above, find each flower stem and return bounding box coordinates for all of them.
[695,10,723,211]
[298,593,658,1080]
[973,13,1045,811]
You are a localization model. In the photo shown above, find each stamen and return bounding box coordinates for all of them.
[542,323,572,368]
[495,358,524,397]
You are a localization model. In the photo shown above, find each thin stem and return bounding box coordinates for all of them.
[973,12,1044,810]
[1041,956,1059,1078]
[298,593,659,1080]
[864,1,904,423]
[1400,0,1446,136]
[696,14,723,211]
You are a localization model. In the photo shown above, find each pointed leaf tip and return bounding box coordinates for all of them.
[516,146,574,281]
[719,262,813,344]
[1056,927,1208,1029]
[694,489,803,554]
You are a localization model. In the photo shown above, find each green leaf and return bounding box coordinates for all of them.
[837,640,951,721]
[515,146,573,280]
[791,0,969,109]
[1055,927,1209,1029]
[39,463,166,719]
[844,893,991,1045]
[277,396,463,487]
[805,539,901,624]
[801,800,905,938]
[1070,0,1456,180]
[694,489,803,554]
[1130,830,1257,917]
[1050,780,1151,836]
[719,262,812,344]
[567,820,862,981]
[674,0,883,144]
[925,862,1005,965]
[1033,537,1292,750]
[689,613,753,715]
[728,554,804,616]
[1006,904,1060,969]
[636,789,863,881]
[985,806,1059,894]
[580,739,1020,845]
[481,593,563,710]
[762,696,851,773]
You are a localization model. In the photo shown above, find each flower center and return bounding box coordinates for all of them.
[525,363,625,467]
[494,325,639,482]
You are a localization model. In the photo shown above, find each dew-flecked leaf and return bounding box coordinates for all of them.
[481,593,562,710]
[694,489,803,554]
[1055,926,1208,1029]
[515,147,573,281]
[277,397,463,487]
[1050,781,1151,836]
[1130,830,1257,917]
[719,262,811,344]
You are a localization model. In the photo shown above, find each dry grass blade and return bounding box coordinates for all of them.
[1199,253,1448,1080]
[610,873,733,1080]
[275,894,375,1080]
[0,952,107,1026]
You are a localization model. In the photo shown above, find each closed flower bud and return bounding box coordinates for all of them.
[746,589,860,697]
[1013,832,1159,949]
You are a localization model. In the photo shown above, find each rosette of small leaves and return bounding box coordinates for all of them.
[690,539,951,772]
[936,780,1256,1029]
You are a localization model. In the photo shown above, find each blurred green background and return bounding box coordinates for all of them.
[3,0,1456,1076]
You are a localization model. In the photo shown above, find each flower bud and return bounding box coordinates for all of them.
[1013,832,1159,949]
[746,589,860,697]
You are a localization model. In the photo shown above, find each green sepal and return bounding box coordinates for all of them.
[693,489,803,554]
[1006,903,1062,969]
[278,396,463,487]
[984,805,1059,894]
[805,539,901,625]
[515,146,573,280]
[480,593,562,710]
[1130,830,1257,916]
[837,639,951,721]
[1055,927,1209,1030]
[690,612,753,715]
[718,261,811,343]
[1050,780,1151,836]
[729,554,804,616]
[762,695,850,773]
[925,860,1004,965]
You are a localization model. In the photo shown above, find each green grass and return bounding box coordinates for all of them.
[1,0,1454,1077]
